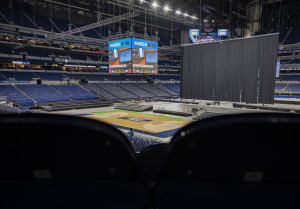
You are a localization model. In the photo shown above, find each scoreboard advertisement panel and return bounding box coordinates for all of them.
[108,38,132,74]
[108,38,158,74]
[131,38,158,74]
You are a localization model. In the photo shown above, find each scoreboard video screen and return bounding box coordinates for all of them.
[108,38,158,74]
[131,38,158,74]
[108,38,132,74]
[189,28,224,43]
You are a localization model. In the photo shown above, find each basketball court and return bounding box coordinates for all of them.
[79,110,192,138]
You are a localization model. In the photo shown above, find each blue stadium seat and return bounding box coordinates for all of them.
[285,84,300,92]
[0,85,35,107]
[284,26,300,45]
[17,84,71,103]
[101,84,140,100]
[1,71,38,82]
[134,83,171,97]
[163,84,180,94]
[118,84,155,99]
[280,75,300,82]
[34,72,67,81]
[51,85,99,100]
[80,83,119,101]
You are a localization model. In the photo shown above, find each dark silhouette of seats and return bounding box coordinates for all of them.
[0,113,148,209]
[139,144,168,180]
[154,113,300,209]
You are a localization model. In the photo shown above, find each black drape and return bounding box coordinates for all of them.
[241,37,260,103]
[190,45,202,99]
[227,39,243,102]
[180,46,191,99]
[181,34,279,104]
[258,35,279,104]
[214,41,228,101]
[201,43,216,100]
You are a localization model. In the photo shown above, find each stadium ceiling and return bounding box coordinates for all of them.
[22,0,253,29]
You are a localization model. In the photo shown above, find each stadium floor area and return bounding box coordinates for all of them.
[81,110,192,138]
[43,100,300,142]
[46,104,194,142]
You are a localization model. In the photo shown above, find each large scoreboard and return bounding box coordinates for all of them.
[108,38,158,74]
[189,28,228,43]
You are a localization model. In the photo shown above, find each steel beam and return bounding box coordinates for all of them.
[44,11,140,41]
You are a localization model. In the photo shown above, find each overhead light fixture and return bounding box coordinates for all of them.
[184,13,188,16]
[152,2,158,8]
[164,6,170,11]
[176,10,181,14]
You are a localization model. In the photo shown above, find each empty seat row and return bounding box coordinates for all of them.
[51,85,99,100]
[1,83,177,107]
[285,84,300,92]
[0,113,300,209]
[152,83,179,96]
[0,85,35,107]
[135,83,171,97]
[119,84,155,99]
[17,84,71,103]
[101,84,140,100]
[163,83,180,94]
[0,71,181,83]
[80,83,119,101]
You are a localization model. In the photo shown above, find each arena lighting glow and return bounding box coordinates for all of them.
[164,6,171,11]
[152,2,158,8]
[184,13,188,16]
[176,10,181,14]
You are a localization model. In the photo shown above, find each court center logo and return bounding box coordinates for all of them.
[119,117,151,122]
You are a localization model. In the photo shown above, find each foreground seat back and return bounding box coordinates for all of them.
[139,144,168,180]
[154,113,300,209]
[0,113,148,209]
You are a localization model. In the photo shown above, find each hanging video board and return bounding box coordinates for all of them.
[131,38,158,74]
[108,38,158,74]
[108,38,132,74]
[189,28,224,43]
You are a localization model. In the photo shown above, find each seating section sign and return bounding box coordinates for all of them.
[108,38,158,74]
[218,29,228,36]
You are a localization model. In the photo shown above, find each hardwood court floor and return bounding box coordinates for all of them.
[81,110,192,138]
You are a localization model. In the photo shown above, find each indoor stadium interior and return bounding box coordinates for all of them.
[0,0,300,208]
